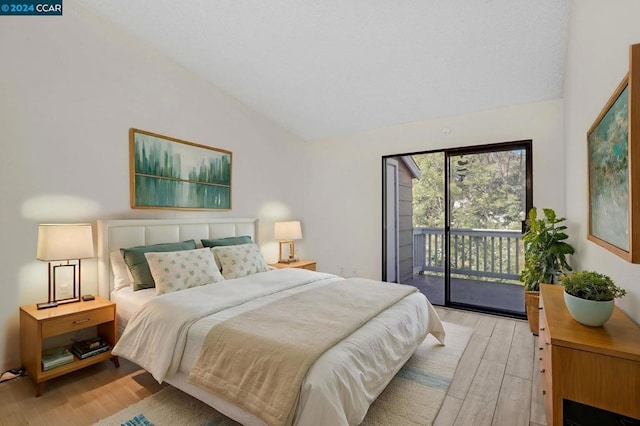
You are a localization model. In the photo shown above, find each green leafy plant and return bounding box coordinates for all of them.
[562,271,626,301]
[520,207,575,291]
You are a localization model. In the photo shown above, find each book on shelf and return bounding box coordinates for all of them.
[71,336,110,360]
[42,347,73,371]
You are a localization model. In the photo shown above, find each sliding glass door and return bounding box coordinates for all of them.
[383,140,532,318]
[445,144,530,315]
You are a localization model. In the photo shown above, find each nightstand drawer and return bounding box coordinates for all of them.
[42,307,113,338]
[302,263,316,271]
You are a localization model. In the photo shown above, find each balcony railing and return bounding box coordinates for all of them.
[413,227,522,281]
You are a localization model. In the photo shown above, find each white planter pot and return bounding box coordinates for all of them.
[563,291,614,327]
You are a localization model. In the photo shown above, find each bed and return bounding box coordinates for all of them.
[97,218,445,426]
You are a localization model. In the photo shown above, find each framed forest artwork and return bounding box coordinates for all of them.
[587,43,640,263]
[130,128,232,211]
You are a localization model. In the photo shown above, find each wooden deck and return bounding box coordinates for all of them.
[404,273,525,315]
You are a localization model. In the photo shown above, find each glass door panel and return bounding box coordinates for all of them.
[410,152,445,304]
[447,148,528,315]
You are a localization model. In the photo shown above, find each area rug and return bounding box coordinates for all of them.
[95,321,471,426]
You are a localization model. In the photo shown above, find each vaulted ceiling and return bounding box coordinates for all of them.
[74,0,572,141]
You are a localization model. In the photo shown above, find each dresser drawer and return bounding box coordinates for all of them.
[538,337,552,388]
[538,296,552,357]
[538,350,553,424]
[542,374,554,425]
[538,326,550,347]
[42,307,113,338]
[538,331,552,375]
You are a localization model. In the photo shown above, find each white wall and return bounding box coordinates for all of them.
[0,3,306,371]
[304,100,565,280]
[564,0,640,323]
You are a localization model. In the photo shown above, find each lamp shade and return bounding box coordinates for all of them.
[274,221,302,240]
[36,224,95,261]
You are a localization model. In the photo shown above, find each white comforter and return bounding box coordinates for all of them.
[113,268,445,425]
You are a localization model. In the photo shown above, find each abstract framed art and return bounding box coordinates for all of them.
[587,43,640,263]
[130,128,232,211]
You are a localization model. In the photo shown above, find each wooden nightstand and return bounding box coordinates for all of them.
[20,296,119,396]
[269,260,316,271]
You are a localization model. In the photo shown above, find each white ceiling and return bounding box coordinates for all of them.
[74,0,571,141]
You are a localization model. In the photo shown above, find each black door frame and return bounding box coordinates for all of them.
[382,139,533,319]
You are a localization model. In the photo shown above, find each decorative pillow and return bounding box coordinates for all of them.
[202,236,254,272]
[212,243,270,279]
[121,240,197,291]
[144,248,224,295]
[201,236,252,247]
[110,251,133,291]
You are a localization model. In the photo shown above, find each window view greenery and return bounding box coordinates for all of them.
[412,150,526,229]
[412,150,526,285]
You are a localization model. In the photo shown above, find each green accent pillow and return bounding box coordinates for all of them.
[201,236,252,247]
[120,240,197,291]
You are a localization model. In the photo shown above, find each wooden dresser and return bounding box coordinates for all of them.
[538,284,640,425]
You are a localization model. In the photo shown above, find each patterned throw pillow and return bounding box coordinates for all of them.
[144,248,224,295]
[212,243,270,279]
[121,240,197,291]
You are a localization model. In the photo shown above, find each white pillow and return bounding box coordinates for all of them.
[144,248,224,295]
[212,243,270,279]
[110,251,133,291]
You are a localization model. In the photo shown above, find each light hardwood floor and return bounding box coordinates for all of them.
[433,307,545,426]
[0,307,543,426]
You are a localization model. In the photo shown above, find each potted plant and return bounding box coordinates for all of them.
[562,271,626,326]
[520,207,575,334]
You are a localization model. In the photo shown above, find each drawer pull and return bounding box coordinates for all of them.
[539,347,543,351]
[539,306,543,310]
[539,327,545,331]
[73,318,91,325]
[542,390,546,395]
[540,368,545,373]
[539,357,543,361]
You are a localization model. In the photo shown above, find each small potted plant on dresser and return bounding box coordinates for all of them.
[520,207,575,335]
[561,271,626,327]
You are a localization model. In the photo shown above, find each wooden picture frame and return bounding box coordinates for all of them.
[587,44,640,263]
[130,128,232,211]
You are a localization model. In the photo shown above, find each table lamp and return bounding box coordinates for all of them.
[36,223,95,309]
[274,221,302,263]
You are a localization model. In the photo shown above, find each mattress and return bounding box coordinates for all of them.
[111,286,155,332]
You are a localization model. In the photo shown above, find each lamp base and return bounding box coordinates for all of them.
[278,258,299,264]
[36,301,58,310]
